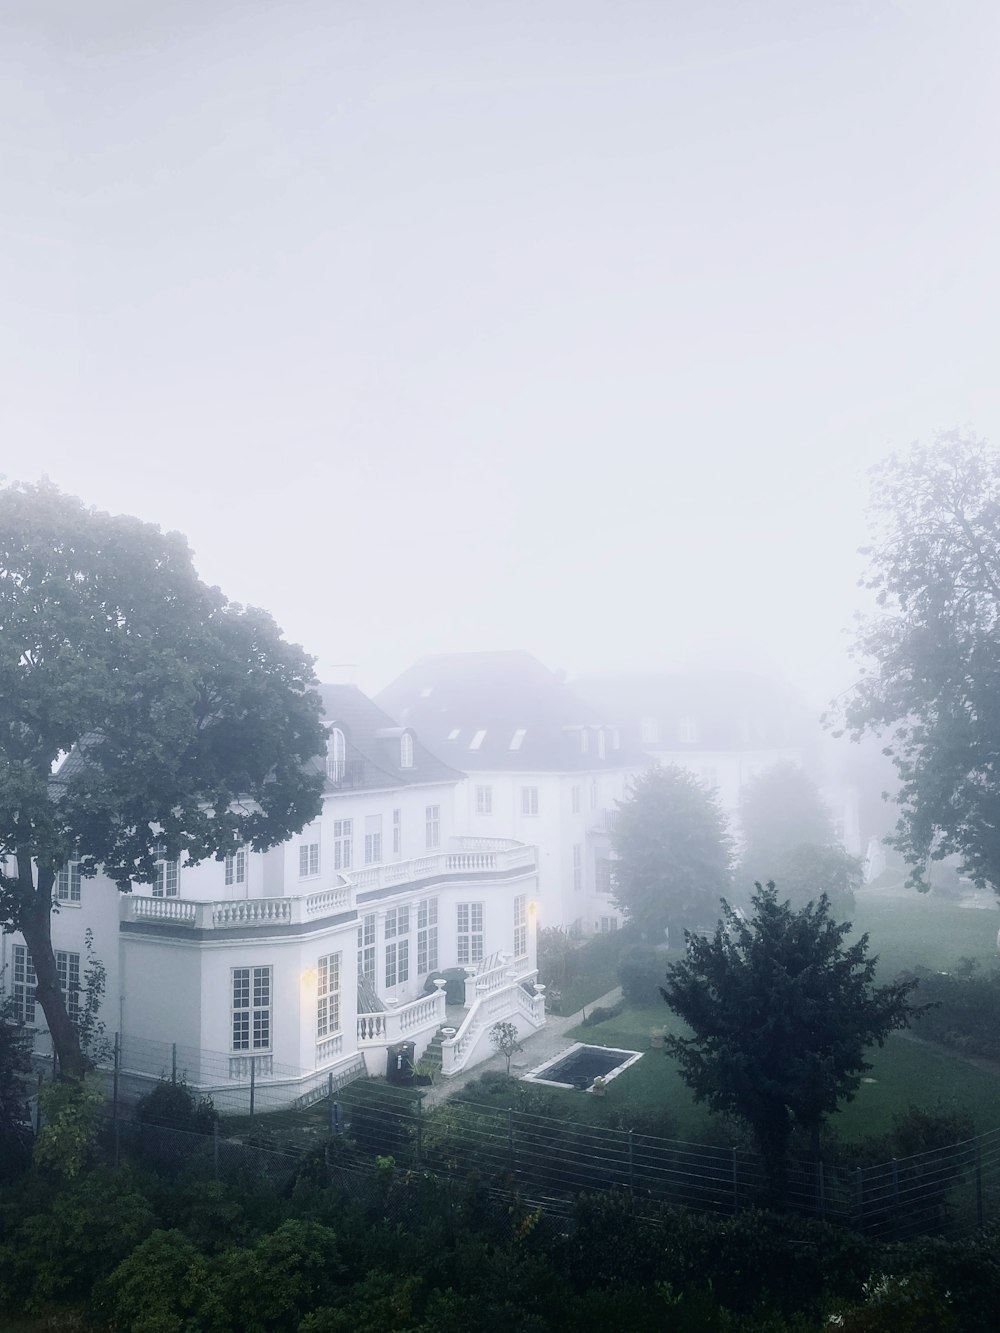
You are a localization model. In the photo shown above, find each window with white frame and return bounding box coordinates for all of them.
[513,894,527,958]
[298,838,320,879]
[475,785,493,815]
[232,966,271,1051]
[357,913,376,982]
[333,819,352,870]
[11,945,37,1024]
[57,950,81,1021]
[317,952,341,1039]
[573,843,582,892]
[392,808,402,856]
[384,905,410,939]
[590,780,599,810]
[364,814,383,865]
[469,729,486,750]
[417,898,438,973]
[385,935,409,988]
[520,786,539,817]
[596,856,614,895]
[599,916,619,933]
[326,727,346,781]
[225,847,247,887]
[400,733,413,769]
[597,730,606,759]
[425,805,440,849]
[457,902,484,965]
[580,729,590,754]
[640,716,659,745]
[151,844,178,897]
[55,862,81,903]
[679,715,699,744]
[571,785,581,815]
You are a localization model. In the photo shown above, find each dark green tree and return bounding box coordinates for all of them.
[738,760,835,875]
[839,432,1000,893]
[0,988,33,1176]
[611,765,732,941]
[0,481,326,1076]
[661,883,920,1201]
[762,842,861,919]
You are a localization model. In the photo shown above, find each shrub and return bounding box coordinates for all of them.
[616,944,664,1005]
[135,1078,218,1135]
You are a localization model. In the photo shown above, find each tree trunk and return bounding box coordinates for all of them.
[757,1113,792,1211]
[18,865,87,1080]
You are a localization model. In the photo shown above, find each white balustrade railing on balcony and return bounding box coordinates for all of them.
[452,836,524,852]
[344,842,535,897]
[587,808,619,835]
[316,1033,344,1065]
[125,885,351,931]
[441,982,546,1078]
[356,988,447,1048]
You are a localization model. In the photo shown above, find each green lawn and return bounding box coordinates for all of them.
[555,894,1000,1142]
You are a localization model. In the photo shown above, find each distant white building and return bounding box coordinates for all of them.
[377,651,650,935]
[3,685,544,1106]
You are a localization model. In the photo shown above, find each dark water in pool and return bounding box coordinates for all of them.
[540,1046,631,1086]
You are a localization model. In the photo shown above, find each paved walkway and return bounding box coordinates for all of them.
[421,987,624,1108]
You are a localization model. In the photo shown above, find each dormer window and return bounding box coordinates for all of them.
[400,733,414,769]
[679,715,699,744]
[447,728,461,741]
[640,716,659,745]
[326,728,346,782]
[509,728,526,751]
[580,729,590,754]
[469,730,486,750]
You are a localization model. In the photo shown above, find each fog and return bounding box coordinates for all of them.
[4,0,998,709]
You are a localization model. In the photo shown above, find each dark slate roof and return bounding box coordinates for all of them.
[317,684,463,792]
[571,671,816,753]
[375,651,649,772]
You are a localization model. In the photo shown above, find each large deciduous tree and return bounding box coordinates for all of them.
[611,765,732,941]
[0,481,326,1077]
[661,884,920,1202]
[738,762,860,916]
[839,432,1000,893]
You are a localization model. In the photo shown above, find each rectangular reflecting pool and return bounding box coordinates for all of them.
[524,1042,643,1091]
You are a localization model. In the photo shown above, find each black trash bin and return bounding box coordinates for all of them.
[386,1041,416,1085]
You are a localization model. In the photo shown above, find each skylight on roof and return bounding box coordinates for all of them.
[419,687,433,698]
[469,729,486,750]
[509,728,526,750]
[447,728,461,741]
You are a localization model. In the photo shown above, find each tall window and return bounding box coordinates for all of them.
[600,916,619,933]
[520,786,539,817]
[392,808,402,855]
[572,843,582,892]
[298,839,320,879]
[590,780,599,810]
[597,730,606,759]
[385,907,410,988]
[580,729,590,754]
[457,902,484,965]
[55,862,81,903]
[317,952,341,1039]
[400,733,414,769]
[12,945,37,1024]
[596,856,614,895]
[417,898,438,973]
[640,716,659,745]
[678,715,699,744]
[571,785,581,815]
[232,966,271,1051]
[225,847,247,886]
[332,819,352,870]
[425,805,440,849]
[357,913,376,982]
[365,814,383,865]
[151,844,178,897]
[325,727,346,781]
[513,894,527,958]
[57,950,81,1020]
[475,785,493,815]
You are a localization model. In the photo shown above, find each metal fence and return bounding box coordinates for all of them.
[90,1067,1000,1241]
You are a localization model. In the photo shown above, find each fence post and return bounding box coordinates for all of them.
[732,1147,739,1215]
[416,1097,423,1168]
[628,1129,634,1197]
[976,1138,984,1230]
[855,1166,864,1226]
[892,1158,900,1235]
[508,1108,515,1175]
[816,1160,825,1222]
[112,1032,120,1125]
[324,1142,330,1186]
[213,1121,219,1179]
[171,1043,177,1085]
[249,1059,256,1119]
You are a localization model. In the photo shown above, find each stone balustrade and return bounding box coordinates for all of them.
[356,988,447,1047]
[124,885,352,931]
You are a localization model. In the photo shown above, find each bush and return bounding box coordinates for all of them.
[135,1078,218,1136]
[616,945,664,1005]
[900,962,1000,1060]
[580,1002,624,1027]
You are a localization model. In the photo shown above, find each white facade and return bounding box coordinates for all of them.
[4,771,544,1104]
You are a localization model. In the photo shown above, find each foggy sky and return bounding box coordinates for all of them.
[3,0,999,710]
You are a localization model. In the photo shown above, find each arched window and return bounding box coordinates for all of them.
[400,732,414,769]
[326,728,346,782]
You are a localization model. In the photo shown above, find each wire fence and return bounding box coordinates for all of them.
[89,1061,1000,1241]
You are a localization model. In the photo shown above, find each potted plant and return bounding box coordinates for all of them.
[412,1058,435,1087]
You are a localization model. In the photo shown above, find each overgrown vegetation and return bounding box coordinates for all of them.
[537,922,636,1013]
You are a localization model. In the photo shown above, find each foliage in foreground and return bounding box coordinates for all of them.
[1,1152,999,1331]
